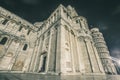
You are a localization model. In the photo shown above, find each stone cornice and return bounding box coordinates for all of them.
[0,6,38,32]
[0,30,25,41]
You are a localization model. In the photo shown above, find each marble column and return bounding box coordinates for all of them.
[85,37,100,73]
[33,37,42,72]
[77,37,85,73]
[69,30,75,73]
[55,24,61,73]
[91,41,105,73]
[83,37,92,73]
[9,39,21,70]
[46,28,53,72]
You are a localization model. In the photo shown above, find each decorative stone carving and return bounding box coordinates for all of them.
[12,60,24,71]
[0,45,5,57]
[0,17,5,23]
[6,52,13,57]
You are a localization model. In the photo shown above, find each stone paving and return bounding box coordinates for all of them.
[0,73,120,80]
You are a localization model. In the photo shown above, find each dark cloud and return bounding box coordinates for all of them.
[111,48,120,58]
[112,5,120,15]
[21,0,40,5]
[96,22,108,31]
[3,0,15,5]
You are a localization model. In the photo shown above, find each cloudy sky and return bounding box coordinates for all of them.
[0,0,120,58]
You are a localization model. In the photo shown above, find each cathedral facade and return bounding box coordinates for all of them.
[0,4,117,75]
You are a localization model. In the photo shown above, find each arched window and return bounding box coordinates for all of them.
[2,19,9,25]
[64,25,68,31]
[19,26,23,31]
[27,30,31,35]
[0,37,8,45]
[23,44,28,51]
[76,20,79,23]
[47,30,50,36]
[71,30,74,35]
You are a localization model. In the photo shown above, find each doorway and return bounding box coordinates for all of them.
[39,53,47,72]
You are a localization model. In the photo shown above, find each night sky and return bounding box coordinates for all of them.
[0,0,120,58]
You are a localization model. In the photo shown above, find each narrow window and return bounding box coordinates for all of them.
[42,35,44,40]
[27,30,31,35]
[0,37,8,45]
[80,19,83,21]
[57,10,59,17]
[54,14,56,21]
[47,31,50,36]
[65,25,68,30]
[71,30,74,35]
[2,19,8,25]
[19,26,22,31]
[76,20,78,23]
[67,13,69,18]
[23,44,28,51]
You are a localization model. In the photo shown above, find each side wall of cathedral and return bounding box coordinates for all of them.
[58,5,105,74]
[0,7,38,72]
